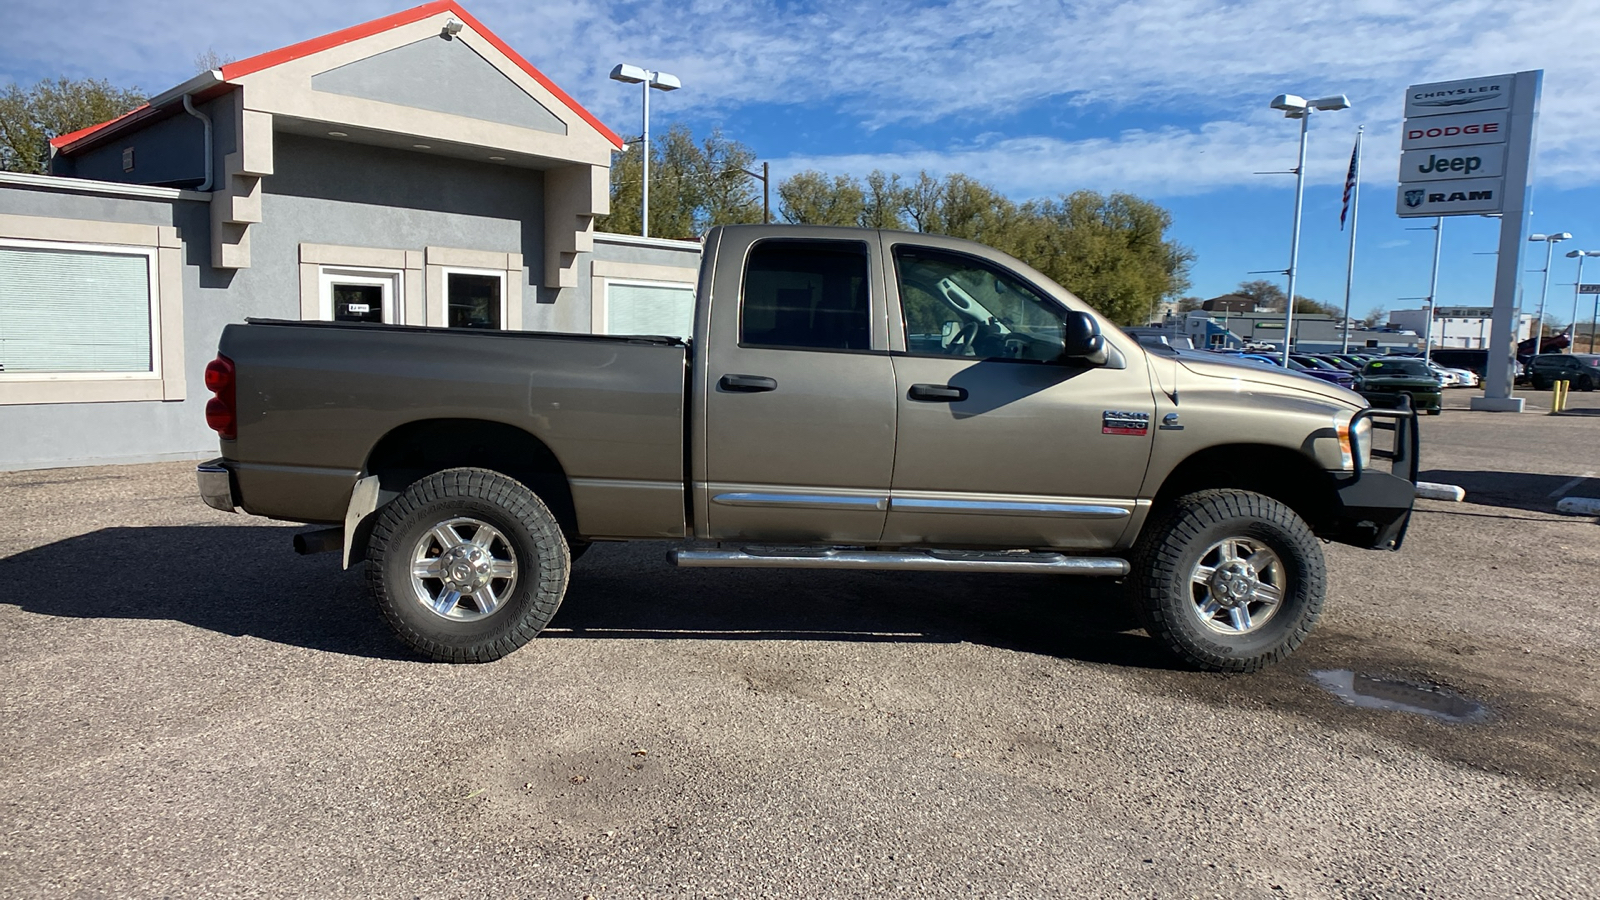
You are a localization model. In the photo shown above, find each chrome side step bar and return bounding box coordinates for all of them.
[669,547,1129,576]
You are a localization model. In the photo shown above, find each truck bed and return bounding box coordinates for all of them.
[217,320,689,537]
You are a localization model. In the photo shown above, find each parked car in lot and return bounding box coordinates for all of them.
[1290,355,1357,389]
[1527,353,1600,391]
[1216,351,1354,388]
[1429,362,1478,388]
[196,225,1419,674]
[1355,358,1443,414]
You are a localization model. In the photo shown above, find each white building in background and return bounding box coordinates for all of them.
[1389,307,1533,349]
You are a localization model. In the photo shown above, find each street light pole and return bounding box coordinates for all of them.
[1281,110,1310,368]
[1528,232,1570,355]
[609,63,682,239]
[1269,92,1350,367]
[1565,249,1600,352]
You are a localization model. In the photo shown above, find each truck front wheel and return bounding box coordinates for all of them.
[366,468,570,662]
[1129,489,1325,672]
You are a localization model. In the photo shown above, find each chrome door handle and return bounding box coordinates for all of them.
[719,374,778,393]
[908,383,967,402]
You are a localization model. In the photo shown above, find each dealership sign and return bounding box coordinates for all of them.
[1396,74,1531,218]
[1400,110,1509,150]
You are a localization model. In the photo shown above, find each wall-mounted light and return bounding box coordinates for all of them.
[442,17,463,38]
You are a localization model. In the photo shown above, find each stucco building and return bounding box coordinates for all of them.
[0,2,701,470]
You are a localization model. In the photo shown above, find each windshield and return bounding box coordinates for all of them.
[1364,359,1431,377]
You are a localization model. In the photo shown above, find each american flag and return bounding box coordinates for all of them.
[1339,132,1361,230]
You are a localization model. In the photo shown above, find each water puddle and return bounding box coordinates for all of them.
[1310,670,1490,724]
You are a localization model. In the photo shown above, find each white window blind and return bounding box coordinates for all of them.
[0,245,153,374]
[606,282,694,339]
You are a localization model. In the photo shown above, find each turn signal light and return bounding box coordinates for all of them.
[204,354,237,440]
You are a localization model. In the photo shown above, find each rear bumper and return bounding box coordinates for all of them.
[197,459,237,512]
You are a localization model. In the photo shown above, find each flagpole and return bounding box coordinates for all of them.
[1340,126,1364,353]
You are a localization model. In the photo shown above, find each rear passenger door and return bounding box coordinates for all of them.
[695,231,897,544]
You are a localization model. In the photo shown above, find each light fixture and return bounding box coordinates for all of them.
[327,131,348,137]
[609,63,683,237]
[1565,249,1600,353]
[488,155,506,161]
[442,17,463,37]
[1528,233,1572,354]
[1267,89,1350,364]
[413,144,431,149]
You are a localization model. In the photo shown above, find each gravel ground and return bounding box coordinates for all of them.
[2,388,1597,899]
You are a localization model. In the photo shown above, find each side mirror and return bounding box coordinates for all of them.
[1061,311,1107,365]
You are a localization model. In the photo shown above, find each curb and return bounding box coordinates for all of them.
[1556,496,1600,516]
[1415,482,1466,502]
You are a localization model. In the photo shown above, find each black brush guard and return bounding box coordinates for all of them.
[1334,398,1421,551]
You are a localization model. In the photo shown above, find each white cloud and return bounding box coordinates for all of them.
[5,0,1598,194]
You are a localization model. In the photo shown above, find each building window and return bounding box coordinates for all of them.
[0,239,158,376]
[605,280,695,338]
[319,267,401,324]
[444,268,505,329]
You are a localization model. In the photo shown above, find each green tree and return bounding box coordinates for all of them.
[597,123,762,239]
[778,168,1193,326]
[0,77,146,174]
[777,170,867,226]
[1235,279,1287,310]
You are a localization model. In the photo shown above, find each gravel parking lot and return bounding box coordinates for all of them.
[3,389,1598,898]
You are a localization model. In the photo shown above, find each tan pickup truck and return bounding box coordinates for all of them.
[197,224,1418,671]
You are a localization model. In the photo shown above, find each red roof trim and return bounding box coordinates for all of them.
[54,1,622,155]
[218,1,454,80]
[220,0,622,148]
[49,103,150,149]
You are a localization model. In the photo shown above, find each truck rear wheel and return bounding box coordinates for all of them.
[366,468,570,662]
[1129,489,1325,672]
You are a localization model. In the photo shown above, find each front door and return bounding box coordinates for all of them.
[882,241,1156,550]
[698,235,897,543]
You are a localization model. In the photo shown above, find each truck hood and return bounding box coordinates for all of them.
[1173,351,1366,408]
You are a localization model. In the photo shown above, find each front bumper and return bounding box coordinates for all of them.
[197,458,237,512]
[1328,404,1420,551]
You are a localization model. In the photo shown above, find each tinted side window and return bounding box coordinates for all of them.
[894,246,1065,362]
[740,241,871,351]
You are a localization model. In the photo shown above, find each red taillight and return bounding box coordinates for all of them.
[204,354,237,440]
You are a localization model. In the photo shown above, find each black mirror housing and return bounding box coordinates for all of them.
[1062,311,1107,365]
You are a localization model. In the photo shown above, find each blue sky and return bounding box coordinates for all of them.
[5,0,1600,324]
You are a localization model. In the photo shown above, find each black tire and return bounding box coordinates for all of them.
[1426,407,1442,415]
[1579,376,1595,392]
[1129,489,1326,672]
[1531,376,1548,390]
[366,467,569,662]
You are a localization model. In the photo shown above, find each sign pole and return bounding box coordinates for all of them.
[1568,254,1587,348]
[1472,70,1542,412]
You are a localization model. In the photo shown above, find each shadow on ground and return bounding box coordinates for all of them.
[1419,469,1600,513]
[0,527,1173,669]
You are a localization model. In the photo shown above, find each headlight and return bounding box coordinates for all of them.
[1336,413,1373,471]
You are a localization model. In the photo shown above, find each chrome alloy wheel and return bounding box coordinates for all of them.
[1189,538,1285,635]
[409,517,519,622]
